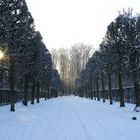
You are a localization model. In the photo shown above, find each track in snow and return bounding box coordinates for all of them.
[0,96,140,140]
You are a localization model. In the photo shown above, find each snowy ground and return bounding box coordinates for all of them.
[0,96,140,140]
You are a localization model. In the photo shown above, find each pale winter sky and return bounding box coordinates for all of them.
[27,0,140,51]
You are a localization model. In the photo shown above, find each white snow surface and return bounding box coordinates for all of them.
[0,96,140,140]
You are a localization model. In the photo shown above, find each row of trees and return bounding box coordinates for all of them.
[0,0,61,111]
[51,43,92,95]
[76,9,140,108]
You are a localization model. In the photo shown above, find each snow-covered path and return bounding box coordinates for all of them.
[0,96,140,140]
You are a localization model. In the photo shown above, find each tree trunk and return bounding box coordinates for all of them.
[90,82,93,99]
[118,72,125,107]
[0,68,3,106]
[134,80,140,106]
[44,89,47,100]
[0,68,3,90]
[47,86,50,99]
[0,94,2,106]
[132,51,140,107]
[23,73,29,106]
[108,72,112,105]
[133,73,140,107]
[96,78,100,101]
[36,80,40,103]
[101,72,105,102]
[31,78,36,104]
[10,59,15,112]
[85,85,88,98]
[93,82,96,100]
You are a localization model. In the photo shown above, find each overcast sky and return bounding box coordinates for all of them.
[27,0,140,50]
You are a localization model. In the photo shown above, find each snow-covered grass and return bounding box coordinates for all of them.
[0,96,140,140]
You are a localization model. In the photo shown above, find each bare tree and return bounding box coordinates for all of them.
[56,43,92,95]
[51,48,58,69]
[58,48,69,95]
